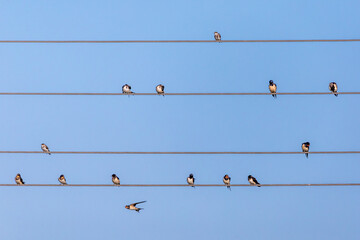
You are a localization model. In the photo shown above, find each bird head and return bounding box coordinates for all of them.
[269,80,273,84]
[248,175,252,179]
[125,205,129,209]
[189,174,193,178]
[112,174,116,178]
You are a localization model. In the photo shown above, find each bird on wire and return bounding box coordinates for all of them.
[214,32,221,42]
[223,174,231,191]
[41,143,51,155]
[187,173,195,187]
[248,175,261,187]
[156,84,165,96]
[269,80,277,98]
[302,142,310,158]
[329,82,338,97]
[15,173,25,185]
[58,175,67,185]
[122,84,134,95]
[112,174,120,185]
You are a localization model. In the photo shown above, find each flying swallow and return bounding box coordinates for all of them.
[302,142,310,158]
[214,32,221,42]
[15,173,25,185]
[125,201,146,212]
[41,143,51,155]
[223,174,231,190]
[187,173,195,187]
[156,84,165,95]
[269,80,277,98]
[58,174,67,185]
[329,82,338,97]
[122,84,134,94]
[112,174,120,185]
[248,175,260,187]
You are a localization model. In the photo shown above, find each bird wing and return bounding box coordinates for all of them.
[132,201,146,206]
[253,178,259,184]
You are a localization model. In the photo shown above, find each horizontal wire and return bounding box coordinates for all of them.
[0,151,359,155]
[1,183,360,187]
[0,39,359,43]
[0,92,358,96]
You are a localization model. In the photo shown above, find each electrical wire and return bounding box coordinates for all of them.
[0,151,359,155]
[2,183,360,187]
[0,39,359,43]
[0,92,358,96]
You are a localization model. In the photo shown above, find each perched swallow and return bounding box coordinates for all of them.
[112,174,120,185]
[329,82,338,97]
[122,84,134,94]
[269,80,277,98]
[58,174,67,185]
[223,174,231,190]
[214,32,221,41]
[156,84,165,95]
[248,175,260,187]
[15,173,25,185]
[41,143,51,155]
[125,201,146,212]
[302,142,310,158]
[187,173,195,187]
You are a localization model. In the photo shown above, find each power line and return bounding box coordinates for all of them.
[0,151,359,155]
[0,39,359,43]
[0,92,359,96]
[1,183,359,187]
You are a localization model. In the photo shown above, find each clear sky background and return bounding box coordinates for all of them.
[0,1,359,239]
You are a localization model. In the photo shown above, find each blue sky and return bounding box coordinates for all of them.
[0,1,359,239]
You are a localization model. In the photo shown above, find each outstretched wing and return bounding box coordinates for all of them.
[132,201,146,206]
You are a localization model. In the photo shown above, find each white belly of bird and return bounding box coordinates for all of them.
[249,179,256,185]
[187,178,194,185]
[223,179,230,185]
[123,87,131,93]
[16,179,23,185]
[130,206,137,210]
[113,178,120,184]
[302,146,309,152]
[269,85,277,93]
[156,86,163,93]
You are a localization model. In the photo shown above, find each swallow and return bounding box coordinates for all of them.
[58,174,67,185]
[248,175,260,187]
[302,142,310,158]
[223,174,231,190]
[156,84,165,95]
[122,84,134,94]
[187,173,195,187]
[214,32,221,42]
[41,143,51,155]
[112,174,120,185]
[125,201,146,212]
[15,173,25,185]
[269,80,277,98]
[329,82,338,97]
